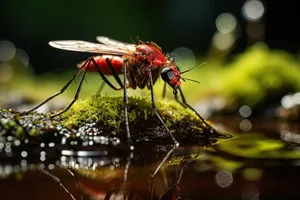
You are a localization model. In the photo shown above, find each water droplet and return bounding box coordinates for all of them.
[21,151,28,158]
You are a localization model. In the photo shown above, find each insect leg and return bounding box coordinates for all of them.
[90,58,121,91]
[66,168,83,200]
[96,81,106,95]
[39,169,77,200]
[51,65,88,118]
[150,147,175,200]
[123,59,131,143]
[162,82,167,98]
[24,59,90,114]
[148,68,179,146]
[105,58,124,88]
[123,153,132,200]
[128,67,137,89]
[177,86,216,133]
[173,89,187,108]
[151,147,175,178]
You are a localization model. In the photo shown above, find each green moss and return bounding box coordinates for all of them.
[60,95,206,130]
[16,127,26,140]
[218,43,300,107]
[29,128,39,137]
[0,110,27,140]
[1,95,220,145]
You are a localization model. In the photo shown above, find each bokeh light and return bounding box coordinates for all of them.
[216,13,237,34]
[215,170,233,188]
[0,40,16,61]
[280,130,300,144]
[170,47,196,69]
[16,48,30,67]
[281,93,299,109]
[21,151,28,158]
[212,32,235,51]
[239,105,252,118]
[242,0,265,21]
[241,183,259,200]
[240,119,252,131]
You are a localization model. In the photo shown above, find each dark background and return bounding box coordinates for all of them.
[0,0,299,74]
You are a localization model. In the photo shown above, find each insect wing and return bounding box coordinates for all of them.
[49,40,134,56]
[96,36,136,51]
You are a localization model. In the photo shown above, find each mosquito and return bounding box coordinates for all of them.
[25,36,216,146]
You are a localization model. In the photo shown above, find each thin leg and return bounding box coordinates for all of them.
[50,67,88,118]
[52,57,125,118]
[128,67,136,89]
[123,153,132,200]
[173,90,186,108]
[104,190,115,200]
[66,168,83,200]
[40,169,77,200]
[148,68,179,146]
[162,82,167,98]
[150,147,175,200]
[105,58,123,88]
[123,59,131,143]
[177,86,216,133]
[151,147,175,178]
[173,150,200,198]
[96,81,106,95]
[91,58,121,90]
[24,59,90,114]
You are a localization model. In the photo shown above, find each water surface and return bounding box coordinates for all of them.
[1,117,300,200]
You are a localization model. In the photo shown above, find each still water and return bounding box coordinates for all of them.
[1,117,300,200]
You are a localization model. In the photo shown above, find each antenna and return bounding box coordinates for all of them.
[180,77,200,84]
[181,62,206,74]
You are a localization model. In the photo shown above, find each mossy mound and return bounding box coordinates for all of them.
[0,96,225,151]
[58,95,222,143]
[220,43,300,108]
[197,43,300,117]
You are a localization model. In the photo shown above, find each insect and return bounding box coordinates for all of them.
[25,36,216,146]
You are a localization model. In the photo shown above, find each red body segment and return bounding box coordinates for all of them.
[135,44,166,69]
[82,44,167,78]
[81,44,169,88]
[83,55,124,75]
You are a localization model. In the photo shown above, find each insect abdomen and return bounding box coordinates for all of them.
[83,55,123,75]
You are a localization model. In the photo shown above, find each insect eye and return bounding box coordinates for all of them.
[161,67,174,82]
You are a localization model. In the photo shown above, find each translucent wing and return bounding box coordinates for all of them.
[96,36,136,51]
[49,40,134,56]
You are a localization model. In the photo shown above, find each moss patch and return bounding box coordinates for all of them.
[58,95,221,142]
[0,96,224,150]
[61,96,204,130]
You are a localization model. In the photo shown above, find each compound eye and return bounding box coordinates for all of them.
[161,67,174,82]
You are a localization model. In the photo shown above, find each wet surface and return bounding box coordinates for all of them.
[1,116,300,200]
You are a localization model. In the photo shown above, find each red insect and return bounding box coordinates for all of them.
[26,36,215,145]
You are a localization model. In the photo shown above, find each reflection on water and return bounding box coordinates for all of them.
[1,118,300,199]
